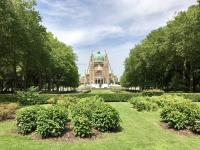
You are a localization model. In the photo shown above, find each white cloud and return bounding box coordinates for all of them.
[36,0,198,79]
[43,24,124,46]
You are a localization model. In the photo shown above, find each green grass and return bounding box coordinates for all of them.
[0,102,200,150]
[90,89,115,94]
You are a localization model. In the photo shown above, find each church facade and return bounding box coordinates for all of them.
[80,51,118,85]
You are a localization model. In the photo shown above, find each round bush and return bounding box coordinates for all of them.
[167,111,188,130]
[36,105,68,137]
[16,106,45,134]
[72,116,93,137]
[92,103,121,132]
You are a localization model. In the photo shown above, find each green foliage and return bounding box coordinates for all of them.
[16,106,45,134]
[68,93,140,102]
[70,96,121,136]
[167,111,188,130]
[129,97,158,111]
[160,98,200,132]
[121,4,200,93]
[17,86,44,105]
[192,121,200,133]
[56,96,79,108]
[160,106,177,122]
[0,95,18,103]
[92,103,121,132]
[16,105,68,137]
[142,89,164,97]
[169,93,200,102]
[70,103,92,120]
[36,105,68,137]
[72,116,93,137]
[0,103,19,121]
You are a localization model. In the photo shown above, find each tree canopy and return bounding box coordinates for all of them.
[121,2,200,92]
[0,0,79,93]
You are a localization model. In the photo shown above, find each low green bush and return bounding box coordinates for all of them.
[0,95,18,103]
[192,121,200,133]
[160,98,200,132]
[142,89,164,97]
[71,103,93,121]
[70,96,121,136]
[72,116,93,137]
[16,105,68,137]
[17,86,45,105]
[129,97,158,111]
[92,103,121,132]
[167,111,188,130]
[36,105,68,137]
[16,106,45,134]
[166,93,200,102]
[56,96,79,108]
[70,93,141,102]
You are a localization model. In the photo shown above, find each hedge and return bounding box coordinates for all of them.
[71,93,141,102]
[1,93,200,103]
[165,93,200,102]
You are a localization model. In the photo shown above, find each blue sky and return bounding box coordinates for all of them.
[35,0,197,79]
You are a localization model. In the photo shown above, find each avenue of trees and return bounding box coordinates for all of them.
[0,0,79,93]
[121,1,200,92]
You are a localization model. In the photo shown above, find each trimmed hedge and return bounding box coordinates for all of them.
[168,93,200,102]
[0,95,18,103]
[71,93,141,102]
[142,89,164,97]
[1,93,200,104]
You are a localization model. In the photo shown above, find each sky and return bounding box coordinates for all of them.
[35,0,197,79]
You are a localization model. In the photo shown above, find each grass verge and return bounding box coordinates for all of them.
[0,102,200,150]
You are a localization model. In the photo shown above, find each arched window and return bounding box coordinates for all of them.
[95,71,103,77]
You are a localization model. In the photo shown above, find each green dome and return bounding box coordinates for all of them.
[94,51,104,61]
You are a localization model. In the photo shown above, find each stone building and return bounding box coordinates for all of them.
[80,51,118,86]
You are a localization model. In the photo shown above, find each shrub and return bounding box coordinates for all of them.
[160,106,177,122]
[92,103,121,132]
[17,86,45,105]
[192,121,200,133]
[36,105,68,137]
[70,103,93,120]
[167,111,188,130]
[56,96,79,108]
[129,97,158,111]
[142,89,164,97]
[71,96,103,120]
[16,106,45,134]
[0,103,19,121]
[0,95,18,103]
[47,98,56,104]
[72,116,93,137]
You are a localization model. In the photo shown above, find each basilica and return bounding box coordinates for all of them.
[80,51,118,87]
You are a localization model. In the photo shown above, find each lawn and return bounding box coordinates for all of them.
[90,89,115,94]
[0,102,200,150]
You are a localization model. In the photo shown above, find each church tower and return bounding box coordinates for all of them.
[80,51,118,87]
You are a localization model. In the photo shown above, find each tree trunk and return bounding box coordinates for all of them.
[189,62,194,93]
[38,70,42,91]
[13,63,17,94]
[23,73,27,91]
[183,59,187,92]
[56,82,59,92]
[48,77,51,92]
